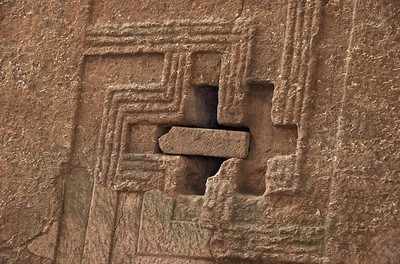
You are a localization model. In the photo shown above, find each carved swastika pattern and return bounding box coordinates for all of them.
[86,20,254,124]
[91,21,255,190]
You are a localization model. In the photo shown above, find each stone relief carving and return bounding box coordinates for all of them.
[58,6,325,262]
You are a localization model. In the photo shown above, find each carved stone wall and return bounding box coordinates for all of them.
[1,1,399,264]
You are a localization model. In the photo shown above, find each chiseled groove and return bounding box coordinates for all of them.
[166,53,179,100]
[233,40,247,107]
[172,53,184,110]
[285,0,306,124]
[95,52,186,186]
[219,52,230,108]
[275,0,298,125]
[179,52,192,113]
[291,0,313,124]
[108,106,125,182]
[225,44,239,109]
[95,85,114,184]
[274,0,322,126]
[160,52,173,86]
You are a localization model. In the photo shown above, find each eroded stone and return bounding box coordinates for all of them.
[2,1,399,264]
[159,126,250,158]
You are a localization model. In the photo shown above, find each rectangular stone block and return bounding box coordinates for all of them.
[158,126,250,158]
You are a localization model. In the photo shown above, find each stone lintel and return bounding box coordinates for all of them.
[158,126,250,158]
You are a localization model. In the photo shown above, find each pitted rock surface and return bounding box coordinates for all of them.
[1,1,399,264]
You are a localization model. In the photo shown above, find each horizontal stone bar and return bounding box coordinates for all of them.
[158,126,250,158]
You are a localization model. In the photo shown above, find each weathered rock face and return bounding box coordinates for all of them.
[0,1,399,264]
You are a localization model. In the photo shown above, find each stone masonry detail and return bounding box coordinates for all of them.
[63,13,325,264]
[2,1,399,264]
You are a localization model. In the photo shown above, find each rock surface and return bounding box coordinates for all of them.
[1,1,399,264]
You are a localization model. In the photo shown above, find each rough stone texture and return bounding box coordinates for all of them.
[0,1,399,264]
[159,127,250,158]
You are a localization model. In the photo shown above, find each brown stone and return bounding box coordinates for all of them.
[1,1,399,264]
[159,127,250,158]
